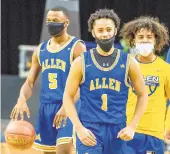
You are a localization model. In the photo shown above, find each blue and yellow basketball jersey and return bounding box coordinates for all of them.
[79,49,131,124]
[37,36,83,104]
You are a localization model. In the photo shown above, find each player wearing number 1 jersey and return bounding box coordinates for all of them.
[63,9,148,154]
[10,8,86,154]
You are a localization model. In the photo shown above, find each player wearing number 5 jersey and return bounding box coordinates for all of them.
[63,9,148,154]
[10,7,86,154]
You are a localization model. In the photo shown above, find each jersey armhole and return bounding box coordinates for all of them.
[70,40,85,65]
[80,53,85,84]
[37,43,43,66]
[124,54,131,87]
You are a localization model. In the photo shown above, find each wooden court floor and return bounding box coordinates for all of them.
[0,143,76,154]
[1,143,170,154]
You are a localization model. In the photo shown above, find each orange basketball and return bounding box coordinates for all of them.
[5,120,36,149]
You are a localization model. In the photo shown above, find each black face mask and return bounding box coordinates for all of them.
[95,35,115,52]
[47,22,65,36]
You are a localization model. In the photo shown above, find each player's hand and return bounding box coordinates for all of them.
[75,126,97,147]
[165,130,170,143]
[10,98,30,120]
[53,106,67,129]
[117,125,135,141]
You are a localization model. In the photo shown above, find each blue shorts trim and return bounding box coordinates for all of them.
[32,142,56,152]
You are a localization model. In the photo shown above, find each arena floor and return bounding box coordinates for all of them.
[1,143,43,154]
[1,143,170,154]
[0,143,76,154]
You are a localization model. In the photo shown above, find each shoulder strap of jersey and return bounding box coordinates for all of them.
[124,53,131,87]
[70,38,85,65]
[36,40,49,66]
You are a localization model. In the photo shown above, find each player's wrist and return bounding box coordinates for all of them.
[60,105,65,111]
[18,96,26,103]
[128,122,137,130]
[74,124,84,132]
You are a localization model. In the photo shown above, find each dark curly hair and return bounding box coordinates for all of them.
[120,16,169,53]
[88,9,120,32]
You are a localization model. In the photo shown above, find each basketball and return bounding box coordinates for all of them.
[5,120,36,149]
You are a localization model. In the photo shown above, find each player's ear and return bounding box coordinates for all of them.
[65,20,70,27]
[132,39,136,47]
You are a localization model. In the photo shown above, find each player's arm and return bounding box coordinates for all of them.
[72,41,86,101]
[127,57,148,129]
[73,42,86,102]
[18,48,41,101]
[73,41,87,59]
[10,48,41,120]
[118,57,148,141]
[63,57,82,128]
[63,57,96,146]
[53,41,86,128]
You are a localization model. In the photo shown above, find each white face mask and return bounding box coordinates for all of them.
[135,43,154,57]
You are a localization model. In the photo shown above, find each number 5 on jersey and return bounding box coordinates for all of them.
[48,73,57,89]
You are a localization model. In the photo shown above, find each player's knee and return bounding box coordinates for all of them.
[56,142,73,154]
[56,149,71,154]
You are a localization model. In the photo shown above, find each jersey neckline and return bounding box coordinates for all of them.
[46,36,75,53]
[136,55,158,64]
[90,48,120,71]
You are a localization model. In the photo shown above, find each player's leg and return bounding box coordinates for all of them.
[32,103,61,154]
[55,99,82,154]
[55,117,74,154]
[55,140,73,154]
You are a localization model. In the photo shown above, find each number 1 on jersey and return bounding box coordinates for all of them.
[48,73,57,89]
[101,94,108,111]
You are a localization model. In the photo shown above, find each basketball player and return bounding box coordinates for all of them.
[10,8,86,154]
[63,9,148,154]
[120,16,170,154]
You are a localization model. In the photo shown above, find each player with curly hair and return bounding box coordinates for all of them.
[120,16,170,154]
[63,9,148,154]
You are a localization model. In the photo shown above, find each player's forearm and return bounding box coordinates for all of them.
[63,92,83,129]
[74,88,80,103]
[129,93,148,129]
[18,81,34,102]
